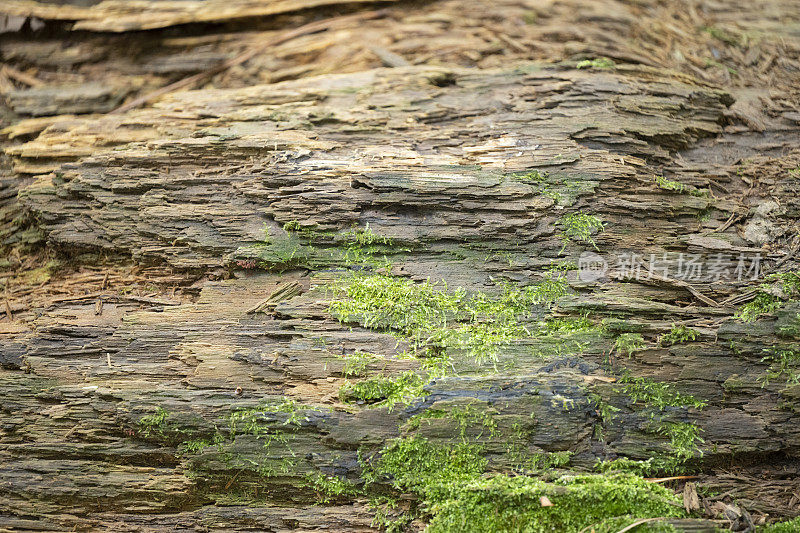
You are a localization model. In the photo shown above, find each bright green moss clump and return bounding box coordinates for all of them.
[736,272,800,322]
[376,436,487,501]
[759,348,800,387]
[614,333,645,356]
[328,273,568,363]
[737,292,784,322]
[370,436,685,533]
[339,371,424,409]
[426,474,683,533]
[658,324,698,346]
[559,212,605,251]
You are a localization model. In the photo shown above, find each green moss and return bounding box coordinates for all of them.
[523,11,537,24]
[138,407,170,438]
[229,398,319,435]
[736,272,800,322]
[328,274,463,344]
[336,351,383,377]
[619,375,707,410]
[547,260,578,272]
[208,399,328,481]
[658,324,698,346]
[759,347,800,387]
[237,222,400,271]
[576,57,616,70]
[595,457,657,476]
[328,273,569,364]
[512,169,548,184]
[737,293,783,322]
[559,212,605,252]
[521,450,573,472]
[406,403,499,442]
[655,175,686,193]
[339,371,424,409]
[589,392,621,441]
[367,435,686,532]
[180,434,224,454]
[759,517,800,532]
[426,473,682,533]
[774,272,800,293]
[610,370,706,473]
[652,422,704,473]
[703,26,740,46]
[542,315,597,334]
[595,420,705,477]
[305,472,359,503]
[614,333,645,356]
[376,436,486,496]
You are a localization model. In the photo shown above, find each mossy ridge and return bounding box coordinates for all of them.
[588,371,707,476]
[614,332,646,356]
[736,271,800,322]
[576,57,616,70]
[135,399,352,502]
[325,269,710,477]
[654,175,708,197]
[232,222,405,272]
[759,347,800,387]
[335,350,385,378]
[658,324,699,346]
[137,406,210,447]
[508,169,597,207]
[399,400,568,476]
[403,401,500,443]
[619,374,707,411]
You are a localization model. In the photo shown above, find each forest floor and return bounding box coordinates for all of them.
[1,0,800,531]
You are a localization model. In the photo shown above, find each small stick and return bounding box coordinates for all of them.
[701,213,741,235]
[645,475,700,483]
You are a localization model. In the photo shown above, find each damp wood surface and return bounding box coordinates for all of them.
[1,0,800,531]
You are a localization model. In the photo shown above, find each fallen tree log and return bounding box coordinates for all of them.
[0,0,400,32]
[2,0,800,530]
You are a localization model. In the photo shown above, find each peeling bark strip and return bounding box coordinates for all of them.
[12,65,732,267]
[0,0,400,32]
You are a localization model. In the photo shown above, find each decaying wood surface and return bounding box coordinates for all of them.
[0,0,400,32]
[1,0,800,531]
